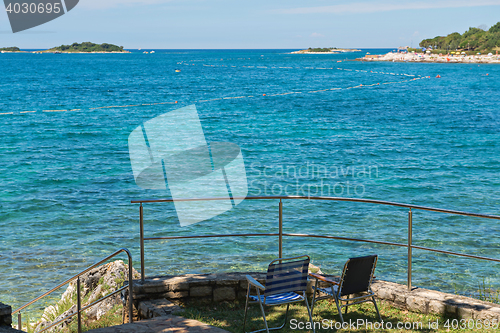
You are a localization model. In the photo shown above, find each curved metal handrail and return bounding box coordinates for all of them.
[131,195,500,220]
[13,248,134,333]
[132,195,500,291]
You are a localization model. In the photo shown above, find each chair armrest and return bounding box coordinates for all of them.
[246,275,265,291]
[309,272,339,285]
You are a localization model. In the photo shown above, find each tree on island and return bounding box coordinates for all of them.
[0,46,21,52]
[48,42,126,53]
[308,47,335,52]
[419,22,500,52]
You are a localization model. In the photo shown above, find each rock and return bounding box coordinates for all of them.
[61,283,76,303]
[35,305,76,333]
[309,263,323,274]
[0,303,12,327]
[84,285,104,320]
[41,305,57,321]
[32,260,140,331]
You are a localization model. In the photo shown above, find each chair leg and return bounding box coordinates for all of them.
[344,295,349,315]
[281,304,289,329]
[334,295,344,324]
[243,285,251,332]
[304,293,315,333]
[266,304,290,331]
[310,279,319,315]
[258,301,270,333]
[372,296,382,322]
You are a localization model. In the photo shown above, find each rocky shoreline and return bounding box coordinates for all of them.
[17,261,139,332]
[292,48,361,54]
[358,51,500,64]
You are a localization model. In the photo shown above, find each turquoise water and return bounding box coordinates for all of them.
[1,49,500,314]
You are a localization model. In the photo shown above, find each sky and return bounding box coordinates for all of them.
[1,0,500,49]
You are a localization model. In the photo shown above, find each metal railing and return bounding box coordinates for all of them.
[13,248,134,333]
[131,195,500,291]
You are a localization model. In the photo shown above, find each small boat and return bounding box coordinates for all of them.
[151,51,155,54]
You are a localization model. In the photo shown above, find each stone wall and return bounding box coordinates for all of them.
[372,280,500,320]
[133,273,267,306]
[134,273,500,321]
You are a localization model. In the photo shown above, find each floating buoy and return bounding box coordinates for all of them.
[377,83,380,85]
[337,60,342,63]
[175,101,178,103]
[263,94,266,96]
[486,73,489,76]
[436,75,441,78]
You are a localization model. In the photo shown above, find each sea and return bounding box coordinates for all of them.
[1,49,500,316]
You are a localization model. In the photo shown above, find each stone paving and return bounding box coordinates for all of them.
[87,315,230,333]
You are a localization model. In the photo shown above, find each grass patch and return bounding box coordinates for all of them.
[41,294,75,323]
[477,279,500,305]
[60,304,124,333]
[182,299,500,332]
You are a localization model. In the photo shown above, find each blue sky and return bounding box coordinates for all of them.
[1,0,500,49]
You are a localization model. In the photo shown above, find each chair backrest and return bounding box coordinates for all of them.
[264,255,310,297]
[338,255,377,296]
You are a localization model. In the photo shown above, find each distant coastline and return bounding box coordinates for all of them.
[42,42,129,53]
[0,42,131,54]
[0,50,27,53]
[292,47,361,54]
[38,50,131,54]
[0,46,25,53]
[357,51,500,63]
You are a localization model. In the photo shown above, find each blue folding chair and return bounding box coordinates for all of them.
[243,255,314,333]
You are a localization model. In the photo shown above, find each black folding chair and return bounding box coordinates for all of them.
[309,255,381,323]
[243,255,314,333]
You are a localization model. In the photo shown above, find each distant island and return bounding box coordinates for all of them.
[292,47,361,54]
[42,42,129,53]
[418,22,500,53]
[0,47,23,53]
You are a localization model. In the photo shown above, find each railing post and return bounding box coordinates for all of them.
[17,312,21,331]
[279,199,283,259]
[77,277,82,333]
[408,208,412,291]
[128,255,134,323]
[140,203,145,282]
